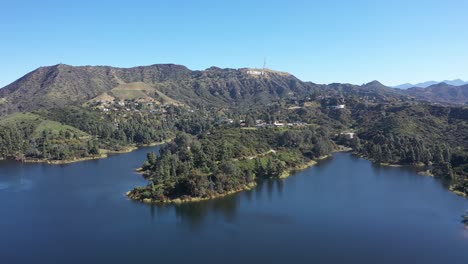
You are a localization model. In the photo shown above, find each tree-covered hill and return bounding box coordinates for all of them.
[405,83,468,105]
[128,126,336,203]
[349,103,468,195]
[0,112,96,161]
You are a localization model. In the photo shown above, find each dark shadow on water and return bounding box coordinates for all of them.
[142,155,345,229]
[255,180,264,200]
[276,179,284,197]
[150,203,156,220]
[134,152,466,236]
[266,179,274,201]
[172,195,241,230]
[370,162,384,176]
[244,185,253,202]
[132,196,243,231]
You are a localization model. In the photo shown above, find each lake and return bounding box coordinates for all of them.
[0,147,467,264]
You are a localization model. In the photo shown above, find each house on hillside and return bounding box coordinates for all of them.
[340,132,355,139]
[331,104,345,110]
[274,121,285,127]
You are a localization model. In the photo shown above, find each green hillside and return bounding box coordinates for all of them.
[0,112,89,138]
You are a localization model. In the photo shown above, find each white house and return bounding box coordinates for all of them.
[331,104,345,109]
[340,132,355,139]
[274,121,285,127]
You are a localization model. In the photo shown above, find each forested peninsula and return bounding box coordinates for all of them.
[127,126,337,203]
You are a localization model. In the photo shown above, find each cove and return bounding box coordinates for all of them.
[0,147,467,264]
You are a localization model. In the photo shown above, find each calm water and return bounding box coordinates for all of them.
[0,148,467,264]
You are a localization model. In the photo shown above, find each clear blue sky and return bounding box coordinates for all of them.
[1,0,467,87]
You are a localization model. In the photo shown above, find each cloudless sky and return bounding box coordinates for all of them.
[1,0,467,87]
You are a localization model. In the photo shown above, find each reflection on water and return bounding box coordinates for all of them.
[132,154,468,234]
[175,197,239,228]
[136,176,292,229]
[139,191,243,229]
[0,151,467,264]
[139,155,385,229]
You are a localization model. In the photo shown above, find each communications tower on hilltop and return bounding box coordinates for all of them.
[262,57,267,75]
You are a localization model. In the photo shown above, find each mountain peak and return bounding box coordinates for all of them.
[51,63,73,69]
[427,82,453,88]
[365,80,384,86]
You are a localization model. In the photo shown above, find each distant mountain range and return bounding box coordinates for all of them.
[0,64,409,115]
[0,64,467,116]
[393,79,468,89]
[405,82,468,105]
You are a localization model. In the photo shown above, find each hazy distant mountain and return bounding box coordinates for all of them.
[405,82,468,105]
[394,79,468,89]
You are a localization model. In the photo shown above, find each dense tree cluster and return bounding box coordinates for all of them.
[43,107,173,148]
[129,126,335,202]
[358,134,450,166]
[0,125,97,161]
[352,130,467,195]
[0,106,207,161]
[0,126,27,159]
[348,103,468,196]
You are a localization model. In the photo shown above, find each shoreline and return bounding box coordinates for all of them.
[449,186,468,198]
[129,146,467,204]
[127,182,257,204]
[23,154,108,164]
[129,154,333,204]
[279,158,323,179]
[380,162,404,168]
[19,138,173,165]
[357,153,466,198]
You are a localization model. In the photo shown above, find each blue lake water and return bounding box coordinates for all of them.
[0,148,467,264]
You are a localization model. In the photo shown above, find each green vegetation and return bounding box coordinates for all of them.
[341,103,468,196]
[0,112,95,161]
[128,126,335,203]
[0,106,180,162]
[0,63,467,199]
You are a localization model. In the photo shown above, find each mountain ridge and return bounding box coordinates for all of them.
[405,82,468,105]
[1,64,467,116]
[393,79,468,89]
[0,63,319,114]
